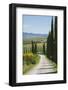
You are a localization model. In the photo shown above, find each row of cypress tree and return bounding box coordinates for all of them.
[46,16,57,64]
[31,41,46,54]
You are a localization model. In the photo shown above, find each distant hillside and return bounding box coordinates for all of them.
[23,32,48,40]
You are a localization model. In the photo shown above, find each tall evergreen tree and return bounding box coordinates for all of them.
[32,41,34,53]
[43,43,45,54]
[47,17,54,60]
[47,32,51,58]
[53,16,57,63]
[35,43,37,53]
[50,17,53,60]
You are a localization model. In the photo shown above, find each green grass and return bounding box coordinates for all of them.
[23,64,34,74]
[23,53,40,75]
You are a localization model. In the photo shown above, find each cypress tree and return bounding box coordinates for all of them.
[47,17,54,60]
[35,43,37,53]
[43,43,45,54]
[32,41,34,53]
[47,32,51,58]
[53,16,57,63]
[50,17,53,60]
[47,34,49,57]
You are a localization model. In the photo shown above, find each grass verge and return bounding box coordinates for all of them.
[23,53,40,75]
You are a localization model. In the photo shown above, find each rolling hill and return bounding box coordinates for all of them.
[23,32,48,40]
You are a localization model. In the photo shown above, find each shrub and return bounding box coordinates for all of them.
[23,53,40,65]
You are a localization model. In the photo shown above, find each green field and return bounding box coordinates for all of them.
[23,37,47,44]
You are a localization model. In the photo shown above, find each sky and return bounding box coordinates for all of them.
[23,15,53,34]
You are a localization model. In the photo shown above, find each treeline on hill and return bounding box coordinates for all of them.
[46,16,57,64]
